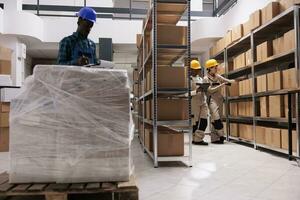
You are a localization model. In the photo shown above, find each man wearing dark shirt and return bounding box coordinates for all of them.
[57,7,98,66]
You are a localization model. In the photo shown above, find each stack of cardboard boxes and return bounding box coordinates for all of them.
[0,46,12,152]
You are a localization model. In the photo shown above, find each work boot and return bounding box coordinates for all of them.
[192,141,209,145]
[220,136,226,142]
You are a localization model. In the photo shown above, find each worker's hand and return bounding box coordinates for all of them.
[77,55,89,66]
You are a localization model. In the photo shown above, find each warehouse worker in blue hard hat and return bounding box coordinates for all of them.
[57,7,98,66]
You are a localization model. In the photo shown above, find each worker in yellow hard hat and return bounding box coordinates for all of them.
[190,60,208,145]
[203,59,235,144]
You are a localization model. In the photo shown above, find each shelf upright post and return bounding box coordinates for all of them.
[152,0,158,168]
[187,0,193,167]
[224,49,230,141]
[251,31,257,149]
[294,6,300,158]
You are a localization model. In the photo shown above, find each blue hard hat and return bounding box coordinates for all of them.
[76,7,97,23]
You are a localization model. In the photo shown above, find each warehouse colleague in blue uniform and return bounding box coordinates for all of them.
[57,7,98,66]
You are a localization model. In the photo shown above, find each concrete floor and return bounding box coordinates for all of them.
[1,136,300,200]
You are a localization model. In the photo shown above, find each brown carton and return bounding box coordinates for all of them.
[265,128,281,149]
[0,113,9,128]
[250,9,262,30]
[243,20,252,36]
[262,2,280,25]
[230,103,238,116]
[0,103,10,113]
[224,30,232,47]
[282,68,297,89]
[158,67,187,89]
[260,97,269,117]
[0,47,12,61]
[256,41,272,62]
[279,0,300,12]
[256,126,266,144]
[272,36,285,55]
[233,53,246,70]
[228,81,239,96]
[284,94,296,118]
[0,61,11,75]
[136,34,142,49]
[239,124,253,141]
[158,25,187,45]
[157,99,188,121]
[0,128,9,152]
[284,29,295,52]
[281,129,297,152]
[230,123,239,137]
[267,71,282,91]
[269,95,284,117]
[257,74,267,92]
[245,49,252,66]
[232,24,243,42]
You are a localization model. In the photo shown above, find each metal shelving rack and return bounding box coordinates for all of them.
[137,0,192,168]
[211,6,300,160]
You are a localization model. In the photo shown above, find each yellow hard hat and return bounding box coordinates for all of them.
[205,59,219,69]
[190,60,201,70]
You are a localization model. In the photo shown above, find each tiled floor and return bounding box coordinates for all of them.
[1,136,300,200]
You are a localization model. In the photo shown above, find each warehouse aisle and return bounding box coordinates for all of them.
[0,138,300,200]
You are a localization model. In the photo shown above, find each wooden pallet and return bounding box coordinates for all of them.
[0,173,138,200]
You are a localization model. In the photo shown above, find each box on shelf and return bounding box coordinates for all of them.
[230,103,238,116]
[216,38,226,54]
[0,102,10,113]
[238,101,253,116]
[239,124,253,141]
[158,67,187,89]
[232,24,243,42]
[256,126,266,145]
[157,25,187,45]
[261,2,280,25]
[243,19,252,36]
[265,128,281,149]
[283,29,295,52]
[269,95,284,118]
[233,53,246,70]
[0,128,9,152]
[267,71,282,91]
[145,126,184,156]
[279,0,300,12]
[284,94,296,118]
[224,30,232,47]
[281,129,297,152]
[256,41,272,62]
[245,49,252,66]
[250,9,262,30]
[136,34,142,48]
[228,81,239,97]
[0,61,11,75]
[282,67,297,89]
[257,74,267,92]
[0,47,12,61]
[260,97,269,117]
[272,36,285,55]
[0,112,9,127]
[230,123,239,137]
[146,100,151,120]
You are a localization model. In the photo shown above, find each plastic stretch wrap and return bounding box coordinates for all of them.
[9,65,134,183]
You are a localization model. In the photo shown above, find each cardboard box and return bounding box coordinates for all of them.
[216,38,226,53]
[262,2,280,25]
[256,126,266,144]
[158,25,187,45]
[151,99,189,121]
[238,101,245,116]
[272,36,285,55]
[230,103,238,116]
[256,41,272,62]
[224,30,232,47]
[233,53,246,70]
[0,47,12,61]
[0,128,9,152]
[269,95,284,117]
[284,29,295,52]
[228,81,239,97]
[250,9,262,30]
[284,94,296,118]
[146,100,151,120]
[282,68,297,89]
[230,123,239,137]
[245,49,252,66]
[257,74,267,92]
[279,0,300,12]
[281,129,297,152]
[0,112,9,128]
[145,127,184,156]
[243,20,252,36]
[0,61,11,75]
[232,24,243,42]
[0,103,10,113]
[239,124,253,141]
[260,97,269,117]
[267,71,282,91]
[265,128,281,149]
[157,67,187,89]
